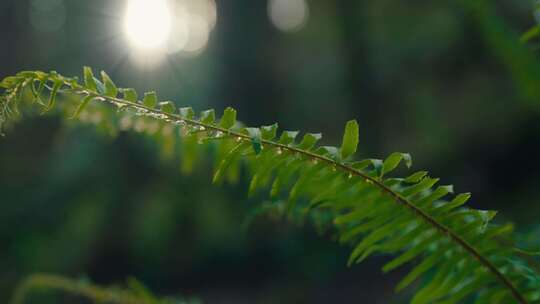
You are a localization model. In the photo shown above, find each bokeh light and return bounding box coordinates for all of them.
[268,0,309,33]
[124,0,172,50]
[181,14,210,54]
[166,6,190,54]
[124,0,217,60]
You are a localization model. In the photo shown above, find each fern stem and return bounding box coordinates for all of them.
[5,75,528,303]
[69,86,527,303]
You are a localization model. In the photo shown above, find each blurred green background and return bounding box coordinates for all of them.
[1,0,540,303]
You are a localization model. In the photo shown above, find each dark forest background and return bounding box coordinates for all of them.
[1,1,540,303]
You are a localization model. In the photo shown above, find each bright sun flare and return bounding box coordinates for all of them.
[125,0,172,50]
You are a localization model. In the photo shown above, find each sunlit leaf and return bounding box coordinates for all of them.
[340,120,359,159]
[122,88,138,102]
[100,71,117,98]
[159,101,175,114]
[179,107,195,119]
[219,107,236,129]
[83,66,97,91]
[298,133,322,150]
[261,123,278,140]
[143,91,158,108]
[278,130,299,145]
[201,109,215,124]
[382,152,412,177]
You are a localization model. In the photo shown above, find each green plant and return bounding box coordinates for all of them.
[10,273,200,304]
[1,69,540,303]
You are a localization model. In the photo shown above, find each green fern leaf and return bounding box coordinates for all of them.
[1,68,536,304]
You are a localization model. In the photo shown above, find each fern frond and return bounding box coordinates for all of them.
[10,273,199,304]
[2,69,540,303]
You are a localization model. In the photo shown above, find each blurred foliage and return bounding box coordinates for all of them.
[11,273,201,304]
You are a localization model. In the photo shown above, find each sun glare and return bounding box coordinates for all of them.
[124,0,172,50]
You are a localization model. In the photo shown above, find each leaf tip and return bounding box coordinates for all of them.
[340,120,359,159]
